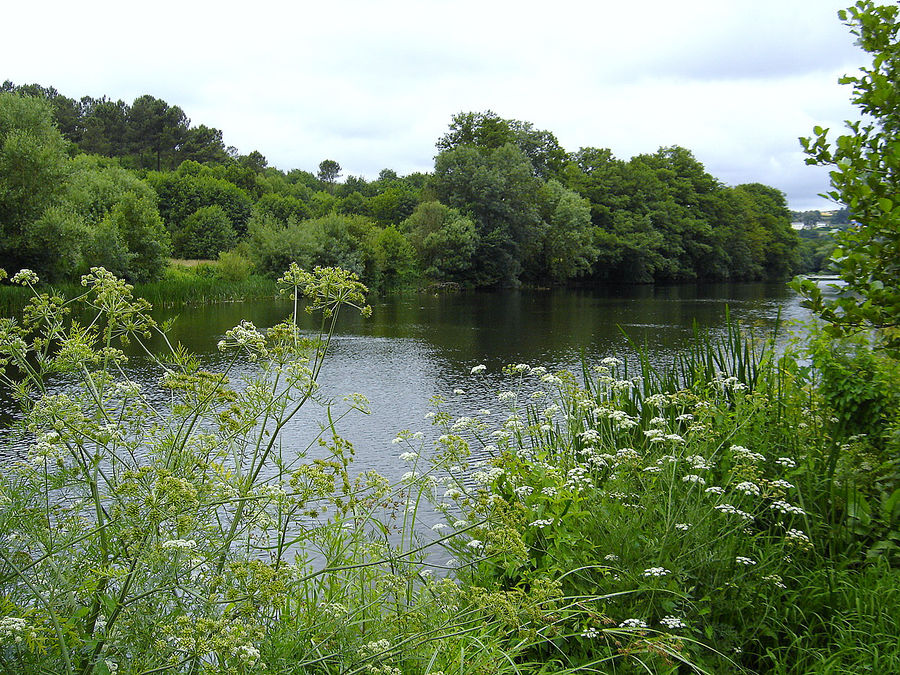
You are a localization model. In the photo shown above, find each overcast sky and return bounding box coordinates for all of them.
[3,0,869,210]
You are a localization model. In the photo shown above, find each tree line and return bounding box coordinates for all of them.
[1,84,807,290]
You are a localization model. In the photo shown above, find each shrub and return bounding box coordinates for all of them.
[216,250,253,282]
[172,204,236,259]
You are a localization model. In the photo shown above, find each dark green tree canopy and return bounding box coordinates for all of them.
[317,159,342,186]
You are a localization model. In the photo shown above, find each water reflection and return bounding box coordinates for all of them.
[1,283,808,483]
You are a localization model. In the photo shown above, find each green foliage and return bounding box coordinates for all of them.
[797,1,900,354]
[809,333,900,445]
[402,201,479,283]
[796,228,838,274]
[559,145,799,284]
[536,179,598,282]
[0,93,72,278]
[172,204,237,259]
[216,250,253,282]
[146,169,253,238]
[247,214,325,277]
[66,157,171,281]
[317,158,341,187]
[368,186,418,226]
[88,192,171,282]
[127,94,189,170]
[255,191,311,223]
[0,95,171,283]
[247,213,380,284]
[371,226,418,292]
[432,143,544,286]
[2,82,230,169]
[437,110,567,180]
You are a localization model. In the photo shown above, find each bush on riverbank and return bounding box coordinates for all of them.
[0,258,275,314]
[1,264,897,673]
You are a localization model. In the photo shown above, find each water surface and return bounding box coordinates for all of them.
[2,283,809,483]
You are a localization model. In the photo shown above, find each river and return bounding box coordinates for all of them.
[1,282,811,484]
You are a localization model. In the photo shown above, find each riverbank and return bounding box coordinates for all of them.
[0,267,897,673]
[0,260,277,314]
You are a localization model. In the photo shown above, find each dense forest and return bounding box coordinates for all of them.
[1,81,810,290]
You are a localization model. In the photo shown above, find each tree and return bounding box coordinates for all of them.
[80,96,129,157]
[371,226,417,291]
[146,170,253,237]
[402,201,479,283]
[172,204,236,259]
[436,111,514,152]
[0,93,74,279]
[432,143,545,286]
[537,180,599,282]
[802,210,823,228]
[369,186,418,226]
[317,159,341,190]
[437,111,568,180]
[66,154,170,281]
[178,124,229,164]
[795,1,900,353]
[736,183,799,279]
[128,95,189,170]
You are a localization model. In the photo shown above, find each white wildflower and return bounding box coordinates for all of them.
[619,618,648,628]
[770,479,795,490]
[770,500,805,516]
[162,539,197,551]
[235,644,261,664]
[642,567,670,577]
[529,518,554,529]
[686,454,712,470]
[764,574,787,589]
[470,364,487,374]
[715,504,754,521]
[734,481,760,497]
[660,616,687,629]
